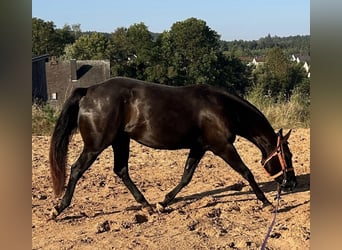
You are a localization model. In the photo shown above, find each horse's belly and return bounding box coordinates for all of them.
[127,123,192,150]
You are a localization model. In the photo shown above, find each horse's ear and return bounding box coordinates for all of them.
[277,128,283,136]
[283,129,292,142]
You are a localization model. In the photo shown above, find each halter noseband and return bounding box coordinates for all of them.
[261,134,293,179]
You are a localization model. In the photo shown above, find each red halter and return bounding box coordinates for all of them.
[261,134,293,179]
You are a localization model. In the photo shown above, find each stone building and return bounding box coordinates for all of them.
[46,57,110,107]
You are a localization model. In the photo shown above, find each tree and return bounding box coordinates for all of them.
[216,55,252,95]
[71,24,81,39]
[108,27,130,76]
[32,18,79,57]
[32,18,56,56]
[253,47,308,101]
[54,24,76,56]
[165,18,221,85]
[64,32,110,60]
[109,27,129,62]
[126,23,154,79]
[126,23,154,60]
[109,23,155,79]
[144,31,170,83]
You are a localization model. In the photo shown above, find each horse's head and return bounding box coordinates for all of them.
[262,129,297,191]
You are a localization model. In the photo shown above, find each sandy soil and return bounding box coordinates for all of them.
[32,128,310,250]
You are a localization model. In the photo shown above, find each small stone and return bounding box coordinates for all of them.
[270,232,281,238]
[121,221,132,229]
[246,241,252,247]
[134,214,148,224]
[38,193,47,200]
[81,237,93,244]
[207,208,221,218]
[96,220,110,233]
[187,221,198,231]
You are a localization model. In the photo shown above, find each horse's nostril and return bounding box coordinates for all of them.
[286,181,297,191]
[281,180,287,188]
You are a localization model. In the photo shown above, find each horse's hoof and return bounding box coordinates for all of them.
[156,203,165,213]
[262,203,275,212]
[48,207,59,221]
[142,205,154,215]
[156,203,173,214]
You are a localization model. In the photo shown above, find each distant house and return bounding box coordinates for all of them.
[46,57,110,107]
[246,54,311,78]
[290,54,311,77]
[238,56,253,65]
[32,54,49,104]
[247,57,265,68]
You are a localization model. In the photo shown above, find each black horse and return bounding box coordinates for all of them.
[49,77,297,218]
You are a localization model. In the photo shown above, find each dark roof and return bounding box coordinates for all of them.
[253,56,265,62]
[292,54,311,63]
[32,54,49,63]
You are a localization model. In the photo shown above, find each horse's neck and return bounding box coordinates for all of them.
[245,126,277,159]
[224,92,278,157]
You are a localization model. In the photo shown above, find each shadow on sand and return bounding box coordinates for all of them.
[170,173,310,211]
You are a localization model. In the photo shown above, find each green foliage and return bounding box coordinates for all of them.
[32,18,56,56]
[108,23,154,79]
[252,47,308,101]
[247,46,310,127]
[32,104,59,135]
[246,82,310,128]
[32,18,76,57]
[64,32,110,60]
[106,17,251,91]
[166,18,220,85]
[221,34,310,58]
[214,55,252,95]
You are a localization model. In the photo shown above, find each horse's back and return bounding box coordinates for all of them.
[77,77,237,150]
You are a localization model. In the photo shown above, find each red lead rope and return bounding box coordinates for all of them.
[260,135,287,249]
[260,190,281,250]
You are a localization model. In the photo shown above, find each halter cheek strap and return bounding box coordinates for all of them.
[261,135,293,179]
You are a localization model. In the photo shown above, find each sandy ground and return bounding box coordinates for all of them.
[32,128,310,250]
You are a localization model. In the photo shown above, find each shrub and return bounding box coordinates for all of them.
[32,104,59,135]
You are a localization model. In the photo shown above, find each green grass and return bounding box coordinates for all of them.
[245,87,310,129]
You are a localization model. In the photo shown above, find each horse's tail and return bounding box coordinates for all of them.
[49,87,88,197]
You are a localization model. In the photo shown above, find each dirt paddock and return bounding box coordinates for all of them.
[32,128,310,249]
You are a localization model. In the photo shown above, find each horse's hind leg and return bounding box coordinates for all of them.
[213,143,272,207]
[112,133,152,212]
[52,148,101,218]
[159,146,205,209]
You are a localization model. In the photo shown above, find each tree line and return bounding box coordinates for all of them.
[32,17,310,102]
[220,34,310,58]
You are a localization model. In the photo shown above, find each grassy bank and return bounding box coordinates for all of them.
[32,104,59,135]
[245,87,310,129]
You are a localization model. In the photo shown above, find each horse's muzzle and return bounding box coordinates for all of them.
[281,176,297,191]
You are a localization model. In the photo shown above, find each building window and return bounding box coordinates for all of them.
[51,93,58,100]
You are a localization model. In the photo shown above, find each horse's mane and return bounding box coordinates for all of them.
[204,84,270,122]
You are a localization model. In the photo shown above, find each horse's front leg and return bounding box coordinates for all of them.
[158,147,205,211]
[114,166,153,213]
[213,143,273,208]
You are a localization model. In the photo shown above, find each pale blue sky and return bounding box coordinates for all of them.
[32,0,310,41]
